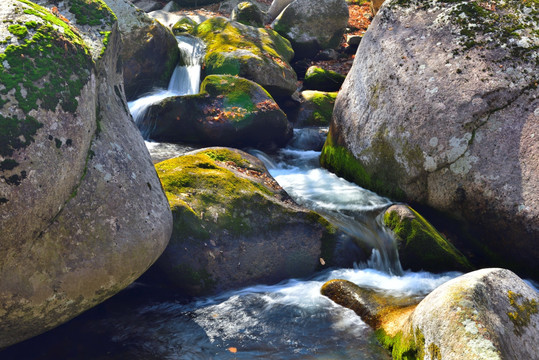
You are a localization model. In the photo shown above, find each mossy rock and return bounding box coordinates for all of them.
[152,147,338,296]
[303,66,346,92]
[292,90,337,127]
[231,1,265,27]
[271,0,349,59]
[172,17,197,35]
[141,74,292,149]
[383,205,473,273]
[193,16,297,97]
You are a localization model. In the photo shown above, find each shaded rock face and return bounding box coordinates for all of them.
[383,205,472,273]
[291,90,337,127]
[303,66,346,92]
[231,1,265,27]
[0,0,172,348]
[103,0,180,101]
[193,17,298,97]
[405,269,539,360]
[271,0,349,59]
[142,75,293,149]
[152,148,337,296]
[322,0,539,278]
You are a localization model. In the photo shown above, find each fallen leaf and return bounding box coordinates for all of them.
[228,347,238,353]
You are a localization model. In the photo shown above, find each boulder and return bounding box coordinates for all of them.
[172,0,221,6]
[0,0,172,348]
[303,66,346,92]
[271,0,349,59]
[382,268,539,360]
[231,1,265,27]
[152,147,339,296]
[321,0,539,279]
[104,0,180,101]
[131,0,163,12]
[266,0,294,22]
[141,75,293,149]
[193,17,298,97]
[383,205,472,273]
[322,269,539,360]
[172,17,198,35]
[291,90,337,127]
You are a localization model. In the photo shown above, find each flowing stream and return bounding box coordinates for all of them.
[1,39,466,359]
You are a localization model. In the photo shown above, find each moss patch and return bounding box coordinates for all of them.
[384,206,472,272]
[320,130,406,200]
[299,90,337,126]
[507,290,538,336]
[303,66,345,92]
[68,0,116,27]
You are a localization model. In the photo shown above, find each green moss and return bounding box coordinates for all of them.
[301,91,337,126]
[99,30,111,58]
[303,66,345,92]
[507,290,538,336]
[0,114,42,157]
[8,24,28,39]
[384,206,472,272]
[68,0,116,26]
[172,17,197,35]
[375,328,420,360]
[156,149,274,237]
[320,130,406,201]
[194,16,294,76]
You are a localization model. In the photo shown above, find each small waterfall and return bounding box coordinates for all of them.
[252,129,404,275]
[128,35,205,139]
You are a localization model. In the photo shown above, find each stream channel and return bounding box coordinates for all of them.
[2,35,465,360]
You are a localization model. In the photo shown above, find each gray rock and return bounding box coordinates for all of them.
[0,0,172,347]
[131,0,164,12]
[321,0,539,278]
[231,1,265,27]
[271,0,349,59]
[104,0,180,100]
[407,268,539,360]
[152,147,339,296]
[266,0,294,22]
[141,75,293,149]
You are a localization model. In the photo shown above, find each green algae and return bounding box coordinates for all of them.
[384,206,472,272]
[375,328,420,360]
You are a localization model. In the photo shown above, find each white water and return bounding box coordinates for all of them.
[128,35,204,138]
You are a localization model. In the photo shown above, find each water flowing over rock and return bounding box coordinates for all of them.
[103,0,180,101]
[321,0,539,279]
[150,148,339,296]
[141,74,292,149]
[193,17,298,97]
[271,0,349,59]
[0,0,172,347]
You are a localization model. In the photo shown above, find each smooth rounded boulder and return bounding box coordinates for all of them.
[193,17,298,97]
[321,0,539,279]
[0,0,172,348]
[152,148,339,296]
[141,75,293,149]
[104,0,180,100]
[271,0,349,59]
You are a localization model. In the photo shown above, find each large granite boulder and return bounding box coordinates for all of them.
[193,17,298,97]
[103,0,180,101]
[321,0,539,279]
[152,148,339,296]
[0,0,172,348]
[141,74,293,149]
[322,269,539,360]
[271,0,349,59]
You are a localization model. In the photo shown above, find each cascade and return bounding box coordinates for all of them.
[127,35,205,139]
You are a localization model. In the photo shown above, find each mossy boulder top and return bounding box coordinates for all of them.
[303,66,346,92]
[152,147,338,296]
[291,90,337,127]
[0,0,172,347]
[192,16,298,97]
[141,74,293,149]
[104,0,180,100]
[321,0,539,278]
[231,1,265,27]
[383,205,472,273]
[271,0,349,59]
